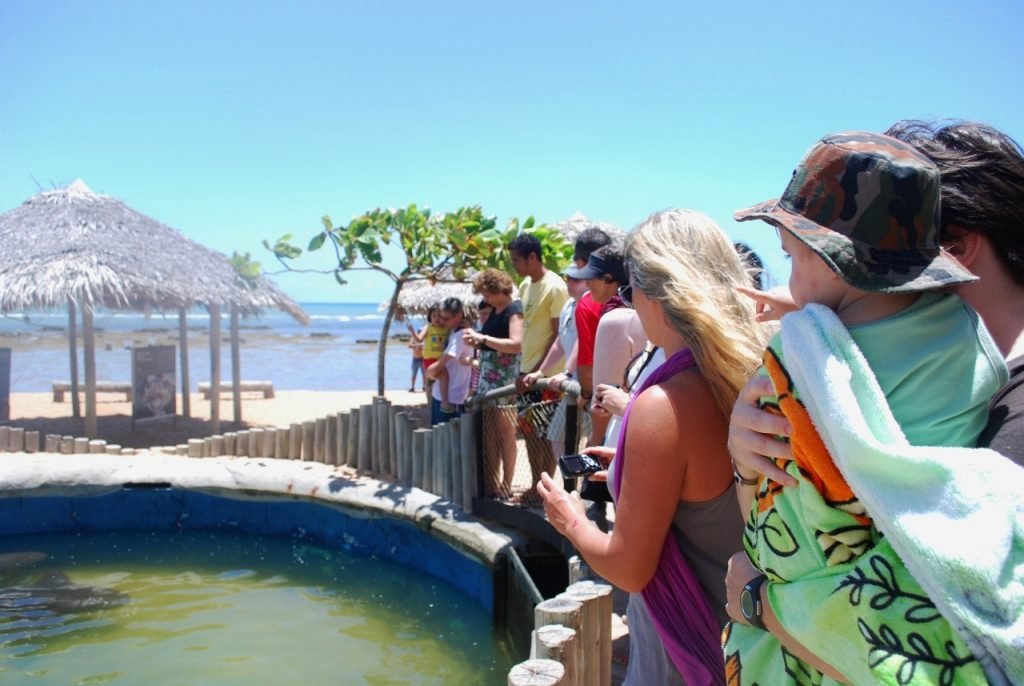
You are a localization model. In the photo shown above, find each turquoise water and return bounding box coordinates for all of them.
[0,530,514,685]
[0,303,429,392]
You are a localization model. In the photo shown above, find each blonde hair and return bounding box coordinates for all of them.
[625,209,766,418]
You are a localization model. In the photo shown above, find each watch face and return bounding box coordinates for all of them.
[740,587,756,620]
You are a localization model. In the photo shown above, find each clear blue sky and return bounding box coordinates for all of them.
[2,0,1021,303]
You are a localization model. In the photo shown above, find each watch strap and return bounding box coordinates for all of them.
[741,573,769,630]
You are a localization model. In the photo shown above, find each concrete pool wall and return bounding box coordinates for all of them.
[0,453,519,614]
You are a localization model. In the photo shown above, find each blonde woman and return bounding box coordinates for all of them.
[538,209,765,685]
[464,268,523,497]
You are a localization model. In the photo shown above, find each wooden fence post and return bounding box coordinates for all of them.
[508,659,565,686]
[261,428,276,458]
[275,427,288,459]
[9,427,24,452]
[532,625,581,686]
[302,421,316,461]
[326,414,338,465]
[411,429,426,489]
[336,413,348,467]
[289,423,302,459]
[460,410,477,512]
[346,411,359,468]
[314,417,326,462]
[357,405,373,474]
[557,581,613,686]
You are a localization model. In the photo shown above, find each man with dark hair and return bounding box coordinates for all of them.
[509,232,569,499]
[571,227,614,404]
[426,297,473,425]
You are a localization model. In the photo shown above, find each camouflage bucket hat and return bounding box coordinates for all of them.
[734,131,977,293]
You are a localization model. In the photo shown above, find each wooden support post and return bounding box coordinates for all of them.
[380,399,392,477]
[73,437,88,454]
[45,434,60,453]
[314,417,326,462]
[178,307,191,418]
[230,305,242,425]
[24,431,40,453]
[346,411,359,468]
[60,436,74,454]
[82,302,97,439]
[0,426,9,451]
[411,429,426,489]
[208,302,221,435]
[175,444,188,455]
[357,405,373,473]
[211,435,225,457]
[289,423,302,459]
[224,432,236,456]
[532,626,581,686]
[187,438,203,458]
[202,437,212,457]
[557,581,613,686]
[275,427,288,459]
[105,444,122,455]
[88,439,105,454]
[68,300,80,419]
[508,659,565,686]
[302,420,316,461]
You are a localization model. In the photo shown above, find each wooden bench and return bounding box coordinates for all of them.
[52,381,133,402]
[199,380,275,399]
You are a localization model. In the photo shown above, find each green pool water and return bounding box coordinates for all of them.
[0,530,515,685]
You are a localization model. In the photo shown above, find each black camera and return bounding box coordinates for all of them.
[558,453,603,479]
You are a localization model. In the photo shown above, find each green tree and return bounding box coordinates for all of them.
[266,205,571,396]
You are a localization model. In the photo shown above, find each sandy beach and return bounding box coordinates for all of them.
[3,389,430,449]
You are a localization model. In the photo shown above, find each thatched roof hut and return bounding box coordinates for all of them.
[0,179,308,437]
[0,180,307,322]
[550,211,624,245]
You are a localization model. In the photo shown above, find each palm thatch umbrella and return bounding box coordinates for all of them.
[550,211,624,244]
[0,179,308,437]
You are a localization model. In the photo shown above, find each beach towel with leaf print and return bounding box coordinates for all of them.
[723,304,1023,686]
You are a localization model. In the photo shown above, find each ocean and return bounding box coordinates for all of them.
[0,303,424,393]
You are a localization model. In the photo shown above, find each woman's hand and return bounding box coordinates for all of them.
[737,285,798,322]
[537,472,588,537]
[594,384,629,416]
[727,376,797,486]
[725,551,762,625]
[581,445,615,468]
[462,329,482,347]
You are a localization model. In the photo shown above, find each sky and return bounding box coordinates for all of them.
[2,0,1022,304]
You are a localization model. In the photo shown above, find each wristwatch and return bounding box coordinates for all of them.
[740,574,769,630]
[733,465,759,487]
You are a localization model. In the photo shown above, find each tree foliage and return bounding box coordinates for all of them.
[266,204,572,395]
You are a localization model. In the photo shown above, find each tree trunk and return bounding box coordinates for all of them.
[376,278,404,396]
